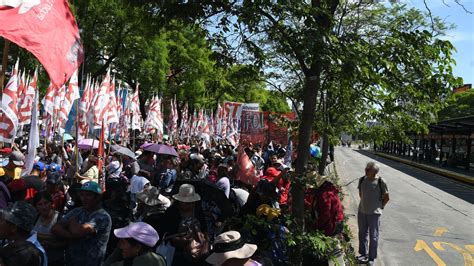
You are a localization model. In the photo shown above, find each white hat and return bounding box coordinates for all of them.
[206,231,257,265]
[172,184,201,203]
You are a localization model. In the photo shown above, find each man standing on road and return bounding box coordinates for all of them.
[357,161,389,265]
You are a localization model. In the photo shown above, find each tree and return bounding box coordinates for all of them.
[189,2,462,250]
[438,89,474,120]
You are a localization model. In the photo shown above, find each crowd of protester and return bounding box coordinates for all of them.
[0,137,345,266]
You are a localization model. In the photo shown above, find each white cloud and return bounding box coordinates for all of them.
[441,31,474,42]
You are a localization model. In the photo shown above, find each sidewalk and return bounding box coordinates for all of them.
[373,151,474,185]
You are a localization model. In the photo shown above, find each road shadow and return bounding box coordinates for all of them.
[354,149,474,204]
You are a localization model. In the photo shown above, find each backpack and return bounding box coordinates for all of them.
[358,176,385,201]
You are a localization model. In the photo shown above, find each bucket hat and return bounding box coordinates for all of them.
[114,222,159,247]
[206,231,257,265]
[136,186,161,206]
[172,184,201,203]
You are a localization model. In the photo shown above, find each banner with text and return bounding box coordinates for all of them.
[240,111,297,145]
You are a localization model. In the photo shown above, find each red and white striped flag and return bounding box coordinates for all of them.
[43,83,56,117]
[144,96,163,139]
[52,84,66,131]
[179,103,188,139]
[106,76,119,125]
[91,69,111,129]
[0,59,20,143]
[168,95,178,140]
[131,84,143,131]
[18,68,37,125]
[58,70,80,133]
[78,76,92,139]
[118,90,130,141]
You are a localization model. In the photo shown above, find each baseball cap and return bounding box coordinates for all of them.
[0,201,38,232]
[78,181,102,195]
[114,222,159,247]
[33,161,45,172]
[46,163,61,172]
[9,151,25,166]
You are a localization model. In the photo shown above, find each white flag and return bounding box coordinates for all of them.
[22,90,39,176]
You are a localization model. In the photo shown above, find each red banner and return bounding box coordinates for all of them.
[0,0,84,87]
[240,111,296,145]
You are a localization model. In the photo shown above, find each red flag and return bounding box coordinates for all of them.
[235,147,259,187]
[0,59,20,143]
[58,69,80,133]
[0,0,84,87]
[18,68,37,125]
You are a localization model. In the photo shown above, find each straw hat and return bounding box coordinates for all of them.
[172,184,201,203]
[206,231,257,266]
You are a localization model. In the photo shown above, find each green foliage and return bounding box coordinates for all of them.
[261,91,291,113]
[438,89,474,120]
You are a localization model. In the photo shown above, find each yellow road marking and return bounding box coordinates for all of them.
[434,227,449,237]
[433,242,474,266]
[465,245,474,254]
[414,239,446,266]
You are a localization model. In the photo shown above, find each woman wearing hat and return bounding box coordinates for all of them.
[206,231,261,266]
[104,222,166,266]
[161,184,209,265]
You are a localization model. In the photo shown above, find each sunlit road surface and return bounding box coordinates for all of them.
[335,146,474,266]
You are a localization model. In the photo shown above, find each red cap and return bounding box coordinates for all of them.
[265,167,281,178]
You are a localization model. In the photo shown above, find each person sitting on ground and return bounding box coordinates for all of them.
[206,230,261,266]
[51,181,112,266]
[104,222,166,266]
[0,201,47,266]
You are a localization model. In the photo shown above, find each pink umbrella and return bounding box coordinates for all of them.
[143,143,178,157]
[77,138,99,149]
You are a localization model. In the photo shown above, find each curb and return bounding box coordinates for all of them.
[373,152,474,185]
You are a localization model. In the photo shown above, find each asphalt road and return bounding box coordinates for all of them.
[335,146,474,266]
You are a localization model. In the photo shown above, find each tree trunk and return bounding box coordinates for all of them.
[292,74,320,229]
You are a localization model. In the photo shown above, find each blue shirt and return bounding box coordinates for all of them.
[62,207,112,266]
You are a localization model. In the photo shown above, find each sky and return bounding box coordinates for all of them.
[407,0,474,85]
